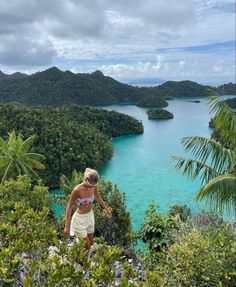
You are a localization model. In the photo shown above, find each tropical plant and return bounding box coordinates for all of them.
[0,131,45,183]
[60,170,83,198]
[138,202,178,253]
[172,90,236,218]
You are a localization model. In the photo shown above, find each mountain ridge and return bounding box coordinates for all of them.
[0,67,235,106]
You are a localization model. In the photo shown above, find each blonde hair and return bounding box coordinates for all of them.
[84,168,99,186]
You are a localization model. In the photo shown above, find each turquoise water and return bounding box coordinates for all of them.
[100,98,213,229]
[51,96,235,228]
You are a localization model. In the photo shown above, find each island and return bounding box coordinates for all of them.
[136,96,168,108]
[188,100,201,103]
[147,108,174,119]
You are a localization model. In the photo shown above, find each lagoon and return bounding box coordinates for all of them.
[52,96,234,229]
[100,97,212,229]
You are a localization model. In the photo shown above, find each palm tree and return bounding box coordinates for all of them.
[0,131,45,183]
[172,90,236,218]
[60,170,83,197]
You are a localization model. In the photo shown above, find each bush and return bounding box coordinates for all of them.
[168,204,191,221]
[158,225,236,287]
[138,203,178,253]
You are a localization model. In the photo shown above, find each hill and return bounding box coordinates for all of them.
[0,103,143,187]
[217,83,236,95]
[0,67,144,106]
[136,96,168,108]
[0,67,235,106]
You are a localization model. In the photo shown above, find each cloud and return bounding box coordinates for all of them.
[0,0,234,84]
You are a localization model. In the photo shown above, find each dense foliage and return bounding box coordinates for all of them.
[147,109,174,119]
[225,96,236,108]
[157,224,236,287]
[0,104,143,187]
[0,67,234,107]
[0,177,124,286]
[136,96,168,108]
[1,176,235,286]
[217,82,236,95]
[0,67,144,106]
[138,203,178,253]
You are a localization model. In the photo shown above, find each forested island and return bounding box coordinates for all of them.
[147,108,174,119]
[136,96,168,108]
[0,104,143,188]
[0,67,235,106]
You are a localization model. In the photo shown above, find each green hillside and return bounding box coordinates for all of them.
[0,67,235,106]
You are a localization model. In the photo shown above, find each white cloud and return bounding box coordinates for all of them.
[0,0,234,84]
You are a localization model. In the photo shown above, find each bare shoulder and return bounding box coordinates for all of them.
[73,184,83,195]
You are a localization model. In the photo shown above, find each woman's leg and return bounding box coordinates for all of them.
[84,236,91,250]
[87,233,94,247]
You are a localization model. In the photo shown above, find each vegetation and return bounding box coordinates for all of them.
[0,104,143,187]
[147,109,174,119]
[0,67,234,107]
[168,204,191,221]
[138,203,178,253]
[0,77,236,285]
[217,83,236,95]
[0,131,45,183]
[225,97,236,109]
[157,224,236,287]
[2,176,235,286]
[172,90,236,217]
[136,96,168,108]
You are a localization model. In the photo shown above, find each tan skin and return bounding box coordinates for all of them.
[64,179,112,250]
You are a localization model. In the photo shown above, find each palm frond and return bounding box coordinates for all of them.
[60,174,72,196]
[181,136,235,173]
[17,161,32,178]
[171,156,220,184]
[20,153,46,161]
[18,161,40,180]
[195,173,236,215]
[1,162,13,183]
[20,135,36,153]
[0,137,9,155]
[207,90,236,150]
[30,160,45,170]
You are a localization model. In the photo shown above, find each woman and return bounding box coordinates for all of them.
[64,168,112,250]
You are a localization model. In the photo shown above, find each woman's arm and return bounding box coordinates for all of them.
[64,188,78,236]
[94,188,112,218]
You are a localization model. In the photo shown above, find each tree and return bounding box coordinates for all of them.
[172,90,236,218]
[0,131,45,183]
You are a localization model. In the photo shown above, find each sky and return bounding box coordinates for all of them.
[0,0,235,85]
